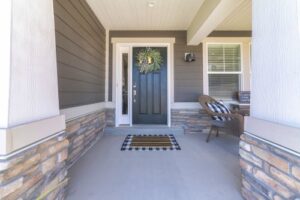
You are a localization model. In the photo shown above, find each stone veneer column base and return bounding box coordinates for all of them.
[240,134,300,199]
[105,108,115,127]
[0,110,107,199]
[171,109,211,134]
[0,132,69,200]
[65,111,106,168]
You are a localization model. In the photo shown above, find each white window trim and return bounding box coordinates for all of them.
[203,37,252,100]
[206,42,244,99]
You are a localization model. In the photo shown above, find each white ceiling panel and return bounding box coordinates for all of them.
[87,0,205,30]
[87,0,252,31]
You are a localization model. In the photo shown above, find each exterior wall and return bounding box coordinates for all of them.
[65,111,106,167]
[54,0,106,109]
[171,109,210,134]
[0,132,69,200]
[240,134,300,199]
[109,31,203,102]
[109,30,252,103]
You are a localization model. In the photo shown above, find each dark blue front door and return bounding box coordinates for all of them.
[132,47,167,124]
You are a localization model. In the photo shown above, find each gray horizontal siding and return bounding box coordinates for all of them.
[109,31,203,102]
[174,38,203,102]
[208,31,252,37]
[54,0,106,109]
[109,30,251,102]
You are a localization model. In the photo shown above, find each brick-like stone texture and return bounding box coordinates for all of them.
[240,134,300,199]
[105,108,115,127]
[0,133,69,200]
[0,110,107,200]
[66,111,106,168]
[171,109,211,134]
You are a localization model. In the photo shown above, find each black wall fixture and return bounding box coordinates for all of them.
[184,53,196,62]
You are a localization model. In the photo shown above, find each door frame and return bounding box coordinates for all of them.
[112,38,175,127]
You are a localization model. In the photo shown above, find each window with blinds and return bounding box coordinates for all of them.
[208,44,242,100]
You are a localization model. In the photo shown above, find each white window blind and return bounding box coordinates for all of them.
[208,44,242,100]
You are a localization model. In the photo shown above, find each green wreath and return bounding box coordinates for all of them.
[136,48,162,73]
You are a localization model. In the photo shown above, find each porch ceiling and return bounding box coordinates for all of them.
[87,0,205,30]
[87,0,251,31]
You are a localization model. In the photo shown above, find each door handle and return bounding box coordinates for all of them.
[133,89,137,103]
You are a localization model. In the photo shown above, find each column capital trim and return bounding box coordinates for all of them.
[0,115,65,156]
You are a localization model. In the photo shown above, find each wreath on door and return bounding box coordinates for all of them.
[136,47,162,73]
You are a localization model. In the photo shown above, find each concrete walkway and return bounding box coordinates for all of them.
[66,133,242,200]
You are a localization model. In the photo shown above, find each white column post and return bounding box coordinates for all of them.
[0,0,12,129]
[245,0,300,152]
[0,0,65,156]
[251,0,300,127]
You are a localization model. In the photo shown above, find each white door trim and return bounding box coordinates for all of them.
[112,38,175,127]
[116,46,131,125]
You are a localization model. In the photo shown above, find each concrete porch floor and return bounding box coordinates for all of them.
[66,133,242,200]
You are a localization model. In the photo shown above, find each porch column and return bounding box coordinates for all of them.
[0,0,68,199]
[240,0,300,199]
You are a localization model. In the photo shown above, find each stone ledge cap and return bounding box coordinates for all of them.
[244,116,300,155]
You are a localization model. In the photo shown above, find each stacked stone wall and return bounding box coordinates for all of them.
[240,134,300,199]
[0,133,69,200]
[66,111,106,168]
[171,109,211,134]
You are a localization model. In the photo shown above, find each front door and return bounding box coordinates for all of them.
[132,47,167,124]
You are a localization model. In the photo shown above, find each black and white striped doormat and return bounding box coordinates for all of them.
[121,134,181,151]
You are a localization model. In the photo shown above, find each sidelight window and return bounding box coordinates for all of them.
[122,53,128,115]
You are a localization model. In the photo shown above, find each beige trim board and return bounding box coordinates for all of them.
[171,103,202,109]
[171,101,235,109]
[0,115,65,156]
[111,37,176,44]
[60,102,108,122]
[245,117,300,154]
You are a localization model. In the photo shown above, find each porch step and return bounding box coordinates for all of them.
[104,126,184,135]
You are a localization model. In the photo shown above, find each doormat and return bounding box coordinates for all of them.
[121,134,181,151]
